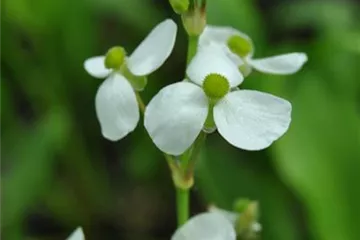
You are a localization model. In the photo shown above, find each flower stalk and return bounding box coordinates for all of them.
[173,0,208,228]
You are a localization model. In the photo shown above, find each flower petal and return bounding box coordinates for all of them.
[84,56,111,78]
[171,213,236,240]
[186,45,243,88]
[144,82,208,155]
[208,206,239,225]
[199,25,254,64]
[66,228,84,240]
[127,19,177,76]
[214,90,291,150]
[200,25,252,49]
[248,53,308,74]
[95,74,139,141]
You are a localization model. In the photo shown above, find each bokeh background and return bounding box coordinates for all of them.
[2,0,360,239]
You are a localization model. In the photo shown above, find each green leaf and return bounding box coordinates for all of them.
[273,74,360,240]
[2,109,70,229]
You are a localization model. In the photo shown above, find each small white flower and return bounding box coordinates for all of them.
[199,25,307,75]
[84,19,177,141]
[66,227,84,240]
[209,206,262,234]
[171,212,237,240]
[144,46,291,155]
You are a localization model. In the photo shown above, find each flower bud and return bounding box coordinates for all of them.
[181,1,206,36]
[234,200,261,239]
[104,46,126,70]
[227,35,253,58]
[233,198,251,213]
[169,0,189,14]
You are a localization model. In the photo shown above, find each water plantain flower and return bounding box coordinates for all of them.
[199,25,307,76]
[144,45,291,155]
[84,19,177,141]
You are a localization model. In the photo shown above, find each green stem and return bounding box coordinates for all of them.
[174,33,200,227]
[185,131,207,179]
[186,35,199,64]
[176,187,189,226]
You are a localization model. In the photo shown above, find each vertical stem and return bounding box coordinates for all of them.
[186,35,199,64]
[175,34,199,227]
[176,187,189,226]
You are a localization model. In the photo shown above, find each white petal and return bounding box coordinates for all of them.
[199,25,254,64]
[214,90,291,150]
[208,206,239,225]
[84,56,111,78]
[95,74,139,141]
[199,25,252,49]
[127,19,177,76]
[186,46,243,88]
[67,228,84,240]
[171,213,236,240]
[144,82,208,155]
[249,53,308,74]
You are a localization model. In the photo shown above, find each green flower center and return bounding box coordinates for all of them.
[227,35,252,58]
[202,73,230,100]
[104,46,126,70]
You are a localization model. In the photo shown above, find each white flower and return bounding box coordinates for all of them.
[199,25,307,75]
[144,46,291,155]
[209,206,262,234]
[66,227,84,240]
[171,212,237,240]
[84,19,177,141]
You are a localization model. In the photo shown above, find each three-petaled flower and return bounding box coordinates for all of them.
[199,25,308,76]
[84,19,177,141]
[144,45,292,155]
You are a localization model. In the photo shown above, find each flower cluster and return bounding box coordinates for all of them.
[82,7,307,239]
[84,20,307,155]
[144,29,307,155]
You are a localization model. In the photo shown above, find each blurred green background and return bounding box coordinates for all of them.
[2,0,360,239]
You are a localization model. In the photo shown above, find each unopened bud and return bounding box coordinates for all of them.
[235,200,261,239]
[169,0,189,14]
[233,198,251,213]
[181,1,206,36]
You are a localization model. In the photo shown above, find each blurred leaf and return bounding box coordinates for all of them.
[274,1,358,33]
[88,0,163,31]
[2,109,70,230]
[207,0,264,42]
[273,74,360,240]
